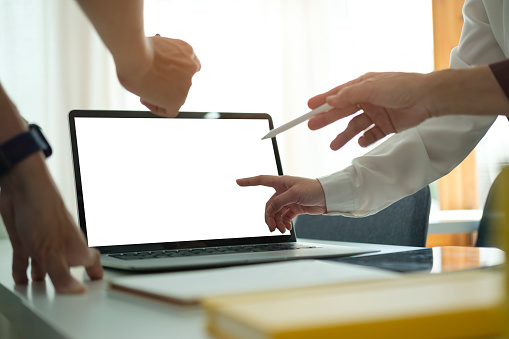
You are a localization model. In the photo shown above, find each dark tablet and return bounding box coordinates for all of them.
[328,246,504,273]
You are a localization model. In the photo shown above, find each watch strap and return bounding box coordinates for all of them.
[0,124,52,176]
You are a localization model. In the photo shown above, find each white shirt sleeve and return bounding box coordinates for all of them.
[318,0,506,217]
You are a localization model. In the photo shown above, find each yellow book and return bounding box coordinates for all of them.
[203,269,504,339]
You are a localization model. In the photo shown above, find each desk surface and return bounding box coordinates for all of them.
[0,239,498,339]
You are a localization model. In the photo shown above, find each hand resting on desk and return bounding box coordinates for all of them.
[0,156,103,294]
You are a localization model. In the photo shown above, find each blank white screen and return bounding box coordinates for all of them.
[74,116,280,247]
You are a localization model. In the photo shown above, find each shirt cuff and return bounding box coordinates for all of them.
[317,171,357,216]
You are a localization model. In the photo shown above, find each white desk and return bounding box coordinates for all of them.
[0,239,419,339]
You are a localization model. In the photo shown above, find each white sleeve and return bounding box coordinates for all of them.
[318,0,505,217]
[318,115,496,217]
[450,0,505,68]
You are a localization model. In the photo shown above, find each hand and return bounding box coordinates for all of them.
[236,175,326,233]
[306,66,509,150]
[116,35,201,117]
[307,72,433,150]
[0,156,103,293]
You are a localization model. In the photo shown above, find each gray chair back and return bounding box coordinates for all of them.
[294,186,431,247]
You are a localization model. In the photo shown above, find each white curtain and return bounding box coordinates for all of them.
[0,0,435,237]
[0,0,131,237]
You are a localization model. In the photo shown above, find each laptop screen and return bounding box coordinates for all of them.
[69,111,291,250]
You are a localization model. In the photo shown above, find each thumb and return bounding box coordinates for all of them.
[267,188,300,215]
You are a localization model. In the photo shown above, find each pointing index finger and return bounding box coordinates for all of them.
[236,175,279,188]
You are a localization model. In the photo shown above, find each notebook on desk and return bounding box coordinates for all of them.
[69,110,375,271]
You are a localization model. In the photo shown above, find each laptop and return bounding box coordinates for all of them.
[69,110,375,271]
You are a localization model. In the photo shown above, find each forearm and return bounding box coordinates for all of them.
[74,0,152,74]
[0,85,28,144]
[428,66,509,118]
[0,84,50,192]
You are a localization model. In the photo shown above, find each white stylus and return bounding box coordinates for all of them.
[262,103,332,140]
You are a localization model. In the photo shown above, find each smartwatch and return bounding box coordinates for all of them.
[0,124,52,177]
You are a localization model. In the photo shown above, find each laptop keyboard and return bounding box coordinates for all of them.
[108,243,317,260]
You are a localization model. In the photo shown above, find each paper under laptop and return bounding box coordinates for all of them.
[69,110,376,271]
[110,260,398,305]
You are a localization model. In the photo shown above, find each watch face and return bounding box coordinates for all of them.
[28,124,52,157]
